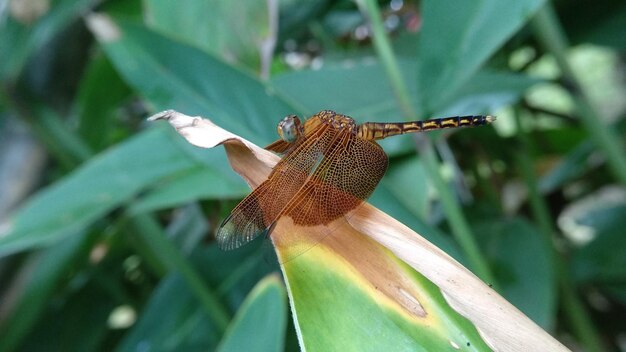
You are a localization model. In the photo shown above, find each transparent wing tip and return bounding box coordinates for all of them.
[216,215,239,251]
[216,214,270,251]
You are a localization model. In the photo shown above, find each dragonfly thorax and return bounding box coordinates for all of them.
[277,114,304,142]
[317,110,357,134]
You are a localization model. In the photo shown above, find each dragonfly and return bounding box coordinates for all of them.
[217,110,495,250]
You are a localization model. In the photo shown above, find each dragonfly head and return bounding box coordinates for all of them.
[277,114,303,143]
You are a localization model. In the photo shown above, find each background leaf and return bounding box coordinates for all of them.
[416,0,546,113]
[217,275,287,352]
[1,0,623,350]
[95,17,297,145]
[144,0,273,72]
[0,126,244,256]
[0,0,96,81]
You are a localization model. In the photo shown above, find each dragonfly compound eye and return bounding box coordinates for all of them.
[277,115,302,143]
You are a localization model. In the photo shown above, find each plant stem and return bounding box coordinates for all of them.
[530,3,626,186]
[558,269,605,352]
[514,109,605,352]
[355,0,414,118]
[422,144,496,285]
[513,111,556,254]
[357,0,496,285]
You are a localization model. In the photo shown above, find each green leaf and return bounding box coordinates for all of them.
[130,165,248,214]
[379,157,430,219]
[271,59,417,156]
[75,54,132,150]
[164,203,209,255]
[273,62,539,158]
[438,70,544,116]
[537,120,626,194]
[561,1,626,49]
[280,241,490,351]
[538,140,594,193]
[278,0,334,39]
[416,0,546,113]
[217,275,287,352]
[19,254,124,352]
[0,0,95,81]
[571,204,626,284]
[0,230,96,351]
[0,125,242,256]
[273,57,537,119]
[271,60,405,120]
[144,0,273,72]
[602,283,626,306]
[117,275,222,352]
[118,244,278,352]
[93,16,299,145]
[191,244,280,310]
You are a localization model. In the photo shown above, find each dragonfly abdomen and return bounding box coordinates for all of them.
[357,115,495,141]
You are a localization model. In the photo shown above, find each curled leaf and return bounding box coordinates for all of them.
[150,110,569,352]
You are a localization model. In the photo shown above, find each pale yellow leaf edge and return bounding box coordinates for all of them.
[149,110,570,352]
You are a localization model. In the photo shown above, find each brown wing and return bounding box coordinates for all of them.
[216,180,274,250]
[218,116,388,250]
[216,119,333,250]
[279,128,388,226]
[265,139,291,153]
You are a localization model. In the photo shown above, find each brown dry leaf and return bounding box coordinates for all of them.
[149,110,570,352]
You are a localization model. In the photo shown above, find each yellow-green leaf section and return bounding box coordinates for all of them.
[273,218,491,351]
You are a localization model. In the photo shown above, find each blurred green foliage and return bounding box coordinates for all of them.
[0,0,625,351]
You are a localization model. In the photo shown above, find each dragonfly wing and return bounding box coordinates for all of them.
[265,139,291,153]
[218,119,332,249]
[216,181,273,250]
[281,130,388,226]
[217,168,306,250]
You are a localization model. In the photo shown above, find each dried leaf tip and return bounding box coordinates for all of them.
[147,110,177,122]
